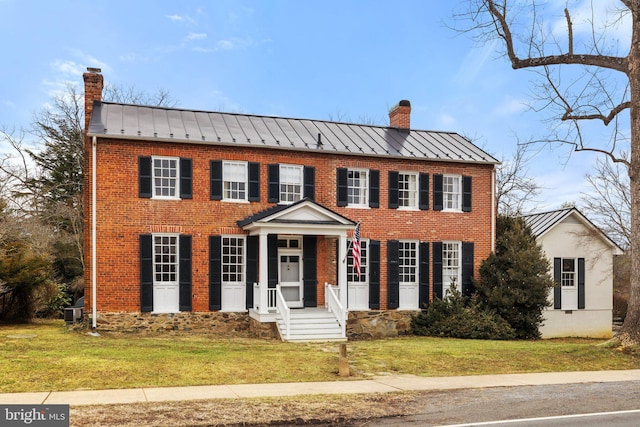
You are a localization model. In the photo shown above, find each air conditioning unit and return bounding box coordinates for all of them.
[64,307,84,324]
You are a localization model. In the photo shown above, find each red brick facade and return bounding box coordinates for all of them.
[83,72,495,319]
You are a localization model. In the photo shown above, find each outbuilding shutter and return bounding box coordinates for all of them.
[419,242,430,308]
[387,240,400,309]
[246,236,258,309]
[432,242,443,299]
[461,242,474,298]
[179,235,192,311]
[419,173,429,210]
[248,162,260,202]
[462,176,472,212]
[304,166,315,200]
[553,257,562,309]
[388,171,399,209]
[140,234,153,312]
[303,236,317,307]
[268,234,278,288]
[578,258,585,309]
[209,236,222,310]
[433,174,443,211]
[369,170,380,208]
[210,160,223,200]
[179,158,193,199]
[336,168,348,206]
[138,156,152,198]
[369,240,380,309]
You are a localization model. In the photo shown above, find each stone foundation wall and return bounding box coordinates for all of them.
[347,310,415,339]
[87,312,252,336]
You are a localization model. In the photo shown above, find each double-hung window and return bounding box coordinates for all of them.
[347,239,369,283]
[347,169,369,207]
[279,164,303,204]
[561,259,576,287]
[222,236,245,284]
[443,241,461,292]
[398,172,418,209]
[399,241,417,283]
[154,235,178,284]
[152,156,179,199]
[443,175,461,211]
[223,161,247,201]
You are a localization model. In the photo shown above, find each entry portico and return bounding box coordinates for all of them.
[238,198,356,326]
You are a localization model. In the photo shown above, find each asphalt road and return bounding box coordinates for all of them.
[356,381,640,426]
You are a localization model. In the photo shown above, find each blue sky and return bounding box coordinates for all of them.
[0,0,630,211]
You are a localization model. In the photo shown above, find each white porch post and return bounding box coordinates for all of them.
[338,233,348,309]
[258,231,269,314]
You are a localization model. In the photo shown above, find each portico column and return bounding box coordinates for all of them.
[259,231,269,314]
[338,233,348,308]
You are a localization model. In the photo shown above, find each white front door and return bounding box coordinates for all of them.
[153,235,179,313]
[279,250,304,308]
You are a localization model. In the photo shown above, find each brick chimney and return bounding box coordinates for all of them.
[389,99,411,131]
[83,67,103,132]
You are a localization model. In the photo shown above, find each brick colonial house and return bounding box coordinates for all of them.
[83,69,499,340]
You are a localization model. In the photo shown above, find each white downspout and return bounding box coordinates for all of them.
[91,135,97,331]
[491,165,496,252]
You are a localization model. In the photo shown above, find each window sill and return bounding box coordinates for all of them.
[222,199,250,204]
[346,205,371,209]
[398,207,419,211]
[151,197,182,201]
[442,208,463,213]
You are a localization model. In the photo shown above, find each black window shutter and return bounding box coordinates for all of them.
[578,258,585,309]
[419,173,429,210]
[268,234,278,288]
[388,171,399,209]
[387,240,400,309]
[210,160,223,200]
[139,156,152,198]
[433,174,443,211]
[303,236,317,307]
[140,234,153,312]
[462,176,472,212]
[461,242,474,298]
[248,162,260,202]
[268,164,279,203]
[179,235,192,311]
[246,236,258,309]
[209,236,222,310]
[337,168,348,206]
[553,257,562,309]
[369,240,380,309]
[433,242,443,299]
[369,169,380,208]
[419,242,430,309]
[179,158,193,199]
[304,166,315,200]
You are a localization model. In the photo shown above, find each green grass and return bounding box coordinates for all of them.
[1,320,639,393]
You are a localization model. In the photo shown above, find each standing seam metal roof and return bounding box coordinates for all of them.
[88,101,500,164]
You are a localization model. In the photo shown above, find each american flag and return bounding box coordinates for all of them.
[352,222,361,279]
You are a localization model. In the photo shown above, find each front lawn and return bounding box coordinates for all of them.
[1,320,638,393]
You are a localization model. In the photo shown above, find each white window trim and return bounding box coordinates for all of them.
[279,164,304,205]
[398,171,419,210]
[398,240,419,285]
[222,160,249,203]
[347,168,369,208]
[442,174,462,212]
[152,233,180,285]
[151,156,180,200]
[221,235,246,285]
[347,238,369,284]
[442,241,462,295]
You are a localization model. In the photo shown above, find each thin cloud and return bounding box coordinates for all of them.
[186,32,207,41]
[166,14,184,22]
[52,60,84,77]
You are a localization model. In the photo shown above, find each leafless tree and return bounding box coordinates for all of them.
[456,0,639,345]
[581,156,631,249]
[496,143,541,215]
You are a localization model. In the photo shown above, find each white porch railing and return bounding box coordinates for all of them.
[267,287,277,310]
[253,283,278,312]
[324,282,347,338]
[275,285,291,340]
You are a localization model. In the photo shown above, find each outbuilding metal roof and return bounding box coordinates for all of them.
[88,101,499,164]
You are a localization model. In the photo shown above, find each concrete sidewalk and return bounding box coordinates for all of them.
[2,370,640,406]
